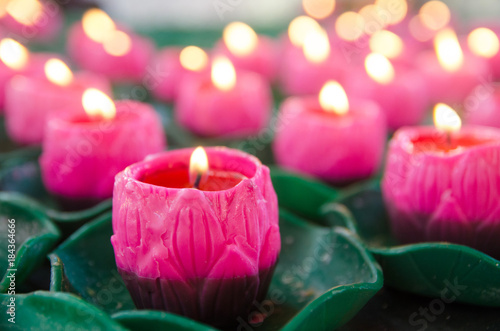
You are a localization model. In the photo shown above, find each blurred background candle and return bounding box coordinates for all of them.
[464,85,500,129]
[344,52,429,130]
[416,28,489,105]
[0,0,63,42]
[467,27,500,80]
[67,8,154,82]
[5,58,110,145]
[175,56,272,138]
[111,146,279,328]
[40,89,166,204]
[150,45,209,102]
[273,80,386,184]
[279,17,343,95]
[213,21,279,81]
[382,104,500,259]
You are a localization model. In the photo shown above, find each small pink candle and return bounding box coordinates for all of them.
[67,9,154,82]
[382,104,500,259]
[467,27,500,80]
[344,53,429,130]
[273,81,387,184]
[416,28,489,105]
[0,38,56,110]
[175,56,272,138]
[40,92,166,201]
[111,146,280,328]
[213,22,279,81]
[150,46,209,102]
[0,0,63,42]
[5,58,110,145]
[464,85,500,129]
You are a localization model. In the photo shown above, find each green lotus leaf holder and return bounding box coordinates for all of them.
[0,193,60,293]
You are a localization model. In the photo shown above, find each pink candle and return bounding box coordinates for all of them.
[40,93,166,201]
[464,85,500,129]
[0,38,56,110]
[273,81,387,184]
[175,56,272,138]
[344,53,429,130]
[415,28,489,105]
[382,104,500,259]
[150,46,209,102]
[0,0,63,42]
[111,146,280,328]
[5,58,110,145]
[67,9,154,82]
[213,22,279,81]
[467,27,500,80]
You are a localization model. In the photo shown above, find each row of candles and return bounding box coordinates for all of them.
[1,0,500,327]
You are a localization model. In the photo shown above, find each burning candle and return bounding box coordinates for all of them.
[279,17,343,95]
[416,28,489,104]
[175,56,272,138]
[273,81,386,184]
[5,58,110,145]
[382,104,500,259]
[111,146,280,328]
[67,8,154,82]
[467,27,500,80]
[213,22,279,81]
[344,52,429,130]
[39,89,166,203]
[150,45,209,102]
[0,0,63,41]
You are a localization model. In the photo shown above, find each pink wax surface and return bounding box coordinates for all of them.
[150,48,208,102]
[5,71,111,145]
[111,147,280,280]
[465,86,500,129]
[213,36,279,81]
[273,96,387,184]
[278,38,347,96]
[40,100,166,200]
[0,1,63,42]
[67,22,154,82]
[0,52,58,111]
[344,63,429,131]
[382,126,500,258]
[175,70,272,138]
[415,50,489,105]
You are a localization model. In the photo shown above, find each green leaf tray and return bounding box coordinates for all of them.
[269,168,500,307]
[48,208,383,330]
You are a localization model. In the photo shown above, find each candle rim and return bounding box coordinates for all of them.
[122,147,263,193]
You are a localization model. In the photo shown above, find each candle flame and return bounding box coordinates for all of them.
[211,56,236,91]
[434,28,463,72]
[419,1,450,31]
[375,0,408,25]
[179,46,208,72]
[335,11,365,41]
[82,88,116,120]
[288,16,321,47]
[189,146,209,187]
[302,27,330,63]
[468,28,500,58]
[103,30,132,57]
[433,103,461,133]
[369,30,404,59]
[319,80,349,115]
[365,53,395,85]
[44,59,73,87]
[6,0,43,26]
[223,22,258,57]
[0,38,28,70]
[302,0,336,20]
[82,8,116,43]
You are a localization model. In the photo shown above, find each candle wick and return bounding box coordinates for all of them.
[193,173,202,189]
[446,132,452,149]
